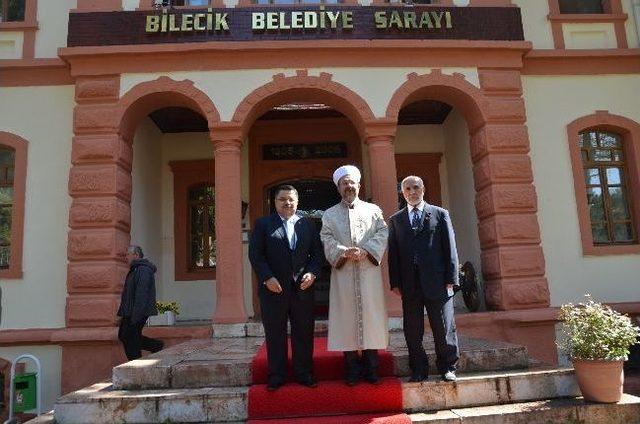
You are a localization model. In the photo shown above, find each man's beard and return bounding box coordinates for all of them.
[342,188,357,203]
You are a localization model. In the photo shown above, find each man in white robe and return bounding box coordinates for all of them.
[320,165,389,386]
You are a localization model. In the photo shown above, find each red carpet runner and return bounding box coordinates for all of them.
[248,337,410,423]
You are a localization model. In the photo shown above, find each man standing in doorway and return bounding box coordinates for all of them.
[249,185,324,391]
[388,176,460,382]
[320,165,389,386]
[117,245,164,361]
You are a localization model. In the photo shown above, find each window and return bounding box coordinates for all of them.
[558,0,604,14]
[169,160,215,280]
[580,130,636,245]
[0,146,14,269]
[188,185,216,270]
[0,0,25,22]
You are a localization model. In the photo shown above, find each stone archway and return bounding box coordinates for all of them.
[231,70,375,140]
[67,76,223,329]
[385,69,550,311]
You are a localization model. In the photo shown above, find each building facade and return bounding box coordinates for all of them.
[1,0,639,413]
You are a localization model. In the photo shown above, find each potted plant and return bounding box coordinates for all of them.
[558,294,640,403]
[152,301,180,326]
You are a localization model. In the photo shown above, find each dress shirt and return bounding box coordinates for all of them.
[407,201,426,226]
[279,214,300,249]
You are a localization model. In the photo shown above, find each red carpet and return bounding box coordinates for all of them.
[251,337,395,384]
[248,337,405,421]
[248,412,412,423]
[248,377,403,419]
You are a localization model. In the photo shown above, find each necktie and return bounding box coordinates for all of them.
[411,209,421,265]
[283,220,296,250]
[411,208,421,230]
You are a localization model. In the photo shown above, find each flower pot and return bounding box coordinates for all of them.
[164,311,176,326]
[147,314,168,326]
[572,359,624,403]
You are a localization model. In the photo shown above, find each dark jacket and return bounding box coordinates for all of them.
[388,204,459,300]
[249,213,324,295]
[117,258,158,324]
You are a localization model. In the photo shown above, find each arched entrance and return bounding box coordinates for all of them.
[386,69,550,312]
[232,72,378,318]
[66,76,224,330]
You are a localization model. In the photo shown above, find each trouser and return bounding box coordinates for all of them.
[118,317,164,360]
[344,349,378,378]
[402,271,459,375]
[260,286,315,383]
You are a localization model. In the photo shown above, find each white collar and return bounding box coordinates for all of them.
[408,201,426,214]
[279,213,299,223]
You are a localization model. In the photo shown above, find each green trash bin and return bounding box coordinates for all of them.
[13,372,37,413]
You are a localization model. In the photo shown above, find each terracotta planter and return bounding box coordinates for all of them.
[572,358,624,403]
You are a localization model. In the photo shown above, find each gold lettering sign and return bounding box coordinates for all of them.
[146,8,229,32]
[251,7,354,31]
[374,11,452,29]
[145,8,453,33]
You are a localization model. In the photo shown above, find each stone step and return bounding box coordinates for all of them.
[22,411,55,424]
[113,334,528,390]
[402,368,578,412]
[55,368,578,424]
[54,383,247,424]
[407,393,640,423]
[212,319,405,338]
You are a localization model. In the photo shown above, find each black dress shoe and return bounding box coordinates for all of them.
[266,380,284,392]
[297,376,318,388]
[408,373,427,382]
[345,374,360,386]
[364,372,380,385]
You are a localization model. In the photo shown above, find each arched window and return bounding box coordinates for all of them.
[0,146,15,268]
[579,130,636,244]
[567,112,640,256]
[0,132,27,278]
[188,184,216,270]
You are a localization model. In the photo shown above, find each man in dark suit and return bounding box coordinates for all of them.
[249,184,324,391]
[388,176,460,382]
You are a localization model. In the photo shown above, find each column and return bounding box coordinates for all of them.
[365,129,402,316]
[366,135,400,219]
[211,130,248,323]
[474,69,550,311]
[66,75,130,328]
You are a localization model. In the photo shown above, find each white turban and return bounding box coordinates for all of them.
[333,165,361,186]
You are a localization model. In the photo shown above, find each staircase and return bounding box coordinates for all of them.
[49,321,640,423]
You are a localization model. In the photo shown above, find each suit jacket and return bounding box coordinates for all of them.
[249,213,324,295]
[388,203,459,300]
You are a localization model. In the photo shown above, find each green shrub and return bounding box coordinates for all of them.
[558,294,640,361]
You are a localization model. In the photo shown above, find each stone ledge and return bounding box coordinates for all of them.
[57,369,581,423]
[409,394,640,423]
[402,368,579,411]
[213,319,404,339]
[54,383,248,424]
[113,335,528,390]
